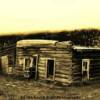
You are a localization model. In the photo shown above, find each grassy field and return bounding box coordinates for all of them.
[0,75,100,100]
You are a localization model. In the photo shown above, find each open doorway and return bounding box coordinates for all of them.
[47,59,55,80]
[82,59,90,81]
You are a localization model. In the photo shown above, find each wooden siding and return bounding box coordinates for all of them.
[0,45,16,74]
[38,48,72,84]
[72,50,100,82]
[16,47,73,84]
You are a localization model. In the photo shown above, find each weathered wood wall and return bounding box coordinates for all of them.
[15,47,39,76]
[0,45,16,74]
[39,48,72,84]
[16,47,73,84]
[72,50,100,82]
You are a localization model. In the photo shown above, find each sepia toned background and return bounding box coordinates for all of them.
[0,0,100,100]
[0,0,99,35]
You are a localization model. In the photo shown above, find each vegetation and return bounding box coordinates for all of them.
[0,29,100,49]
[0,75,100,100]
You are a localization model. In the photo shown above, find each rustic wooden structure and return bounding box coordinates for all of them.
[15,39,100,84]
[72,46,100,82]
[1,39,100,85]
[16,39,73,84]
[0,45,16,74]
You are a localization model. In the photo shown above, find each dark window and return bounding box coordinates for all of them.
[25,58,31,69]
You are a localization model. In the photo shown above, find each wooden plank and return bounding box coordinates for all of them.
[56,59,72,62]
[38,74,46,78]
[56,70,72,75]
[40,48,71,51]
[38,67,45,71]
[39,76,45,79]
[38,62,46,65]
[90,72,100,76]
[38,71,45,75]
[38,72,45,76]
[72,72,82,76]
[55,63,72,67]
[39,56,72,61]
[55,77,72,83]
[40,50,71,54]
[56,64,72,68]
[39,57,47,61]
[40,52,72,57]
[55,74,70,79]
[56,67,72,72]
[40,56,72,59]
[39,59,46,62]
[90,69,100,74]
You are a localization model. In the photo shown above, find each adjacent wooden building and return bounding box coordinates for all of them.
[72,46,100,82]
[0,45,16,74]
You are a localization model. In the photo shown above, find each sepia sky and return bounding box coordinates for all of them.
[0,0,100,35]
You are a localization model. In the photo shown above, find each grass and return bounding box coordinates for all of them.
[0,75,100,100]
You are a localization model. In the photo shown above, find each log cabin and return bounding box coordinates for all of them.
[1,39,100,85]
[16,39,73,84]
[15,39,100,85]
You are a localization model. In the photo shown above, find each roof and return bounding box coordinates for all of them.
[16,39,58,47]
[73,45,100,51]
[55,41,72,48]
[16,39,72,48]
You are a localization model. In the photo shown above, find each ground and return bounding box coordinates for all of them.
[0,75,100,100]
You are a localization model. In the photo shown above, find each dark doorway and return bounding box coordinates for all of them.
[33,57,37,67]
[47,59,54,78]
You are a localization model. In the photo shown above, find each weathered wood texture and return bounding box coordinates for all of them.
[16,47,73,84]
[72,50,100,82]
[0,45,16,74]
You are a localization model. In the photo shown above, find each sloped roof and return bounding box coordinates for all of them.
[16,39,72,48]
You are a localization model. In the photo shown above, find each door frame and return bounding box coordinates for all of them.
[46,58,55,81]
[82,59,90,81]
[33,54,38,80]
[23,54,38,80]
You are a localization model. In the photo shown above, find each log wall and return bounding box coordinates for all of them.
[0,45,16,74]
[72,50,100,82]
[16,47,73,84]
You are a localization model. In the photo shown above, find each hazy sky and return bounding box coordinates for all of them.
[0,0,100,35]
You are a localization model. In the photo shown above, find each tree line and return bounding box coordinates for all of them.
[0,29,100,50]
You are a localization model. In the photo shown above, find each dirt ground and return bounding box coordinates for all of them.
[0,75,100,100]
